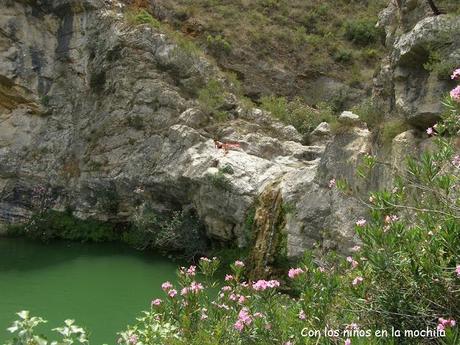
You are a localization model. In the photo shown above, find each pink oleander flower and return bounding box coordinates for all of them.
[161,281,173,291]
[346,323,360,330]
[238,295,246,303]
[456,265,460,277]
[346,256,358,269]
[352,276,364,286]
[168,289,177,298]
[254,312,264,318]
[438,318,456,331]
[181,287,189,296]
[253,280,268,291]
[240,281,249,287]
[426,127,434,135]
[252,279,280,291]
[238,308,252,326]
[234,260,245,268]
[229,293,238,301]
[318,266,326,273]
[329,178,336,188]
[222,285,232,292]
[189,281,204,293]
[128,335,138,345]
[451,68,460,80]
[298,310,306,320]
[356,219,367,227]
[225,274,233,281]
[151,298,162,307]
[234,320,244,332]
[351,245,361,252]
[384,214,399,224]
[200,256,211,262]
[187,265,196,276]
[451,86,460,102]
[288,267,304,279]
[345,339,351,345]
[452,155,460,168]
[268,279,280,288]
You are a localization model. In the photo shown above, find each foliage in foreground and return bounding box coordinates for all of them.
[4,72,460,345]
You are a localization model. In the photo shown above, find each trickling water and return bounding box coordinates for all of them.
[0,237,178,344]
[248,182,285,279]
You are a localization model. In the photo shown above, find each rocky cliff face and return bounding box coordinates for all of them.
[375,0,459,127]
[0,0,456,263]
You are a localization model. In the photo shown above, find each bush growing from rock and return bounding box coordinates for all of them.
[343,19,381,46]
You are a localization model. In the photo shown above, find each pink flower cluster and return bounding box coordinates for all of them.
[252,279,280,291]
[350,245,361,252]
[288,267,304,279]
[234,260,245,268]
[344,339,352,345]
[352,276,364,286]
[452,155,460,169]
[181,281,204,296]
[384,215,399,224]
[437,318,456,331]
[346,256,358,269]
[456,265,460,277]
[451,86,460,103]
[451,68,460,80]
[161,281,173,292]
[228,293,247,304]
[356,219,367,227]
[151,298,162,307]
[298,310,306,320]
[329,178,336,188]
[234,308,252,332]
[128,334,138,345]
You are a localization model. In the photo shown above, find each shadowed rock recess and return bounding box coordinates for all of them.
[0,0,457,263]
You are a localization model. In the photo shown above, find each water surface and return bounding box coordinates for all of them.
[0,237,178,344]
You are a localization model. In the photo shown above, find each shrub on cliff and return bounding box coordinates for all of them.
[260,96,334,134]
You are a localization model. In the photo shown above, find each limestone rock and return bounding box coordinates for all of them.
[311,122,331,137]
[338,111,361,126]
[375,3,460,128]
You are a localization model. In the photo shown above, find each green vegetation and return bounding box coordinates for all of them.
[260,96,334,134]
[158,0,387,98]
[127,115,145,130]
[424,50,458,80]
[125,205,207,258]
[206,35,231,57]
[126,8,161,28]
[379,119,410,146]
[198,79,228,121]
[207,167,232,191]
[343,19,382,46]
[89,71,106,92]
[8,209,118,243]
[351,98,382,129]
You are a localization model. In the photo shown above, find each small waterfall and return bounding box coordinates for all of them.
[248,181,285,280]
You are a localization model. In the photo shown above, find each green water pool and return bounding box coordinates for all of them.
[0,237,178,344]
